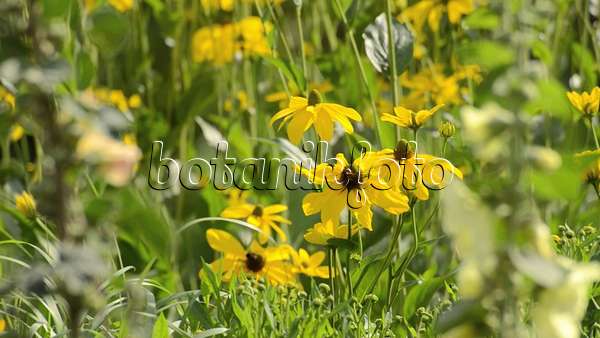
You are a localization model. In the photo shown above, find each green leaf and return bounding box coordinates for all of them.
[403,277,444,320]
[524,78,572,120]
[75,50,95,89]
[43,0,71,18]
[526,162,580,200]
[463,8,499,30]
[456,40,514,70]
[87,6,129,54]
[572,43,598,90]
[152,314,169,338]
[531,40,553,66]
[193,328,229,338]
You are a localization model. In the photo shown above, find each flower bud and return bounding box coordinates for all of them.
[15,192,36,218]
[438,121,456,138]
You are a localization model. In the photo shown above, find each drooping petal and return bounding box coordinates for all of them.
[206,229,246,258]
[415,104,444,126]
[287,109,314,144]
[220,203,254,219]
[263,204,288,215]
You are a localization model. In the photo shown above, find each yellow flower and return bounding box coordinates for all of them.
[301,153,409,230]
[191,17,270,66]
[567,87,600,118]
[270,90,362,144]
[224,91,249,112]
[401,0,474,33]
[0,319,5,332]
[128,94,142,109]
[122,133,136,146]
[15,192,36,218]
[201,0,234,11]
[364,140,463,201]
[205,229,296,285]
[381,104,444,131]
[108,0,134,12]
[225,188,249,206]
[304,220,359,246]
[290,248,329,278]
[575,149,600,189]
[9,124,25,142]
[438,121,456,138]
[220,201,291,244]
[0,85,15,110]
[400,65,464,108]
[266,81,333,108]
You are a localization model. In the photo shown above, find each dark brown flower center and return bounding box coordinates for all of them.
[393,140,414,162]
[341,167,362,191]
[252,206,263,217]
[245,252,265,272]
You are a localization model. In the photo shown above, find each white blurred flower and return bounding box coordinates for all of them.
[532,259,600,338]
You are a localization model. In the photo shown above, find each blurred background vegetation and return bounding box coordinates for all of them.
[0,0,599,337]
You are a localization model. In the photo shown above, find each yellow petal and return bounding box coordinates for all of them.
[287,109,314,144]
[415,104,444,126]
[206,229,246,258]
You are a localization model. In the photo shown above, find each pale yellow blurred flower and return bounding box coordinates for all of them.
[77,131,141,186]
[9,124,24,142]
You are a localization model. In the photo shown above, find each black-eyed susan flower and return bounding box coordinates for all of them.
[575,149,600,191]
[290,248,329,278]
[270,90,362,144]
[15,192,36,218]
[300,153,409,230]
[220,199,291,244]
[381,104,444,132]
[205,229,296,285]
[401,0,474,33]
[365,140,463,201]
[304,220,359,246]
[567,88,600,118]
[266,81,333,108]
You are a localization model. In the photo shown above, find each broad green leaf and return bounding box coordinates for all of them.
[151,314,169,338]
[456,40,514,70]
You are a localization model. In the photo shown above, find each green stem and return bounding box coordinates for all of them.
[364,214,404,298]
[385,0,400,141]
[590,118,600,150]
[333,0,382,147]
[296,4,308,95]
[347,210,354,297]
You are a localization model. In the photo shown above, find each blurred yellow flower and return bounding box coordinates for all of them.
[381,104,444,131]
[221,201,290,244]
[304,220,359,246]
[76,131,142,187]
[108,0,134,12]
[400,65,463,107]
[301,153,409,230]
[0,319,5,332]
[15,191,36,218]
[224,91,249,112]
[567,87,600,118]
[205,229,296,285]
[9,124,25,142]
[0,85,15,110]
[270,90,362,144]
[90,88,140,112]
[575,149,600,190]
[192,17,271,66]
[401,0,474,32]
[200,0,283,12]
[290,248,329,278]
